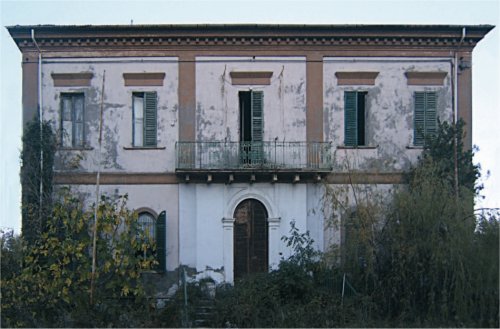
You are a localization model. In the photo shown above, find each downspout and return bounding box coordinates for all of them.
[31,29,43,230]
[453,27,466,199]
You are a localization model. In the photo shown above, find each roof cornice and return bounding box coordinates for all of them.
[6,24,494,53]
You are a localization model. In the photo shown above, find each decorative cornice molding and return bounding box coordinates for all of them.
[123,72,165,86]
[230,71,273,85]
[13,36,479,52]
[405,71,448,85]
[51,72,93,86]
[8,24,493,53]
[335,71,379,85]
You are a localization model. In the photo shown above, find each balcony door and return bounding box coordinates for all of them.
[234,199,269,280]
[239,91,263,165]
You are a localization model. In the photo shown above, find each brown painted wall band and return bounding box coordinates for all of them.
[22,53,39,127]
[54,172,406,185]
[457,52,473,150]
[306,53,323,142]
[178,53,196,142]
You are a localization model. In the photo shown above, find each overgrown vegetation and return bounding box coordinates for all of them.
[1,192,157,327]
[20,118,56,244]
[205,120,498,328]
[3,119,497,327]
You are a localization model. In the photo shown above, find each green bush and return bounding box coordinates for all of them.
[1,191,156,327]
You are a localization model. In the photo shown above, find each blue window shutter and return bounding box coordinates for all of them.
[144,92,157,147]
[414,92,426,146]
[344,91,358,146]
[251,91,263,142]
[155,211,166,272]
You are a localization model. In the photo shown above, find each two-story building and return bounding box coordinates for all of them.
[8,24,493,283]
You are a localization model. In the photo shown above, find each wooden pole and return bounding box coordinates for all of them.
[90,70,105,305]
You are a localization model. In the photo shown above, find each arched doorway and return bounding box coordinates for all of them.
[233,199,268,279]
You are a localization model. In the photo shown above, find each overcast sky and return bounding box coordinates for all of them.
[1,0,498,233]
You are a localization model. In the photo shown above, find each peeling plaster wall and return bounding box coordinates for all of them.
[324,57,453,173]
[322,183,397,252]
[60,184,179,271]
[179,183,310,282]
[42,57,179,173]
[195,57,306,142]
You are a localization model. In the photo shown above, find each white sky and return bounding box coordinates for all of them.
[1,0,499,233]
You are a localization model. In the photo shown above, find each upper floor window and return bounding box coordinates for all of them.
[344,91,367,147]
[133,92,157,147]
[61,93,85,148]
[413,91,437,146]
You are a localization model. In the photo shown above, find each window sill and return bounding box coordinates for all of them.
[59,146,94,151]
[123,146,166,150]
[406,146,424,149]
[337,145,378,149]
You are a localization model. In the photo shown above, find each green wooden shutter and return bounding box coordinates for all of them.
[73,95,85,147]
[251,91,264,164]
[144,92,157,147]
[425,92,437,139]
[155,211,166,272]
[414,92,426,146]
[344,91,358,146]
[251,91,263,142]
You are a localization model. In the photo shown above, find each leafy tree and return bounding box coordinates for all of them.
[419,119,482,196]
[1,190,156,327]
[20,119,56,244]
[0,229,23,281]
[340,119,499,327]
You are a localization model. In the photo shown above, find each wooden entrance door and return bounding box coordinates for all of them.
[233,199,268,279]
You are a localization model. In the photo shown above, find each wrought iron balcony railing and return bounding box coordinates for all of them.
[176,141,332,171]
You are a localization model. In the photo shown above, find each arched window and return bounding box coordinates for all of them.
[137,211,156,261]
[138,212,156,241]
[135,210,167,273]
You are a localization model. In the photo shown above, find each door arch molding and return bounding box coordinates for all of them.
[225,189,277,220]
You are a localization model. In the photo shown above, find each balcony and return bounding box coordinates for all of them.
[176,141,332,174]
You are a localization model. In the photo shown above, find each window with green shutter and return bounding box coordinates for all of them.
[239,90,264,165]
[61,93,85,148]
[132,92,157,147]
[413,91,437,146]
[155,211,167,272]
[344,91,367,147]
[251,91,263,142]
[136,210,166,272]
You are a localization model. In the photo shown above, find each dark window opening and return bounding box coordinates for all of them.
[239,91,252,142]
[238,91,264,165]
[344,91,367,147]
[357,92,366,146]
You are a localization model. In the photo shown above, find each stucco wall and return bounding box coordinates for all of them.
[42,57,179,173]
[195,57,307,142]
[324,57,453,173]
[179,182,311,282]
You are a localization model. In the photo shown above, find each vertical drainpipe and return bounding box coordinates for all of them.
[31,29,43,227]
